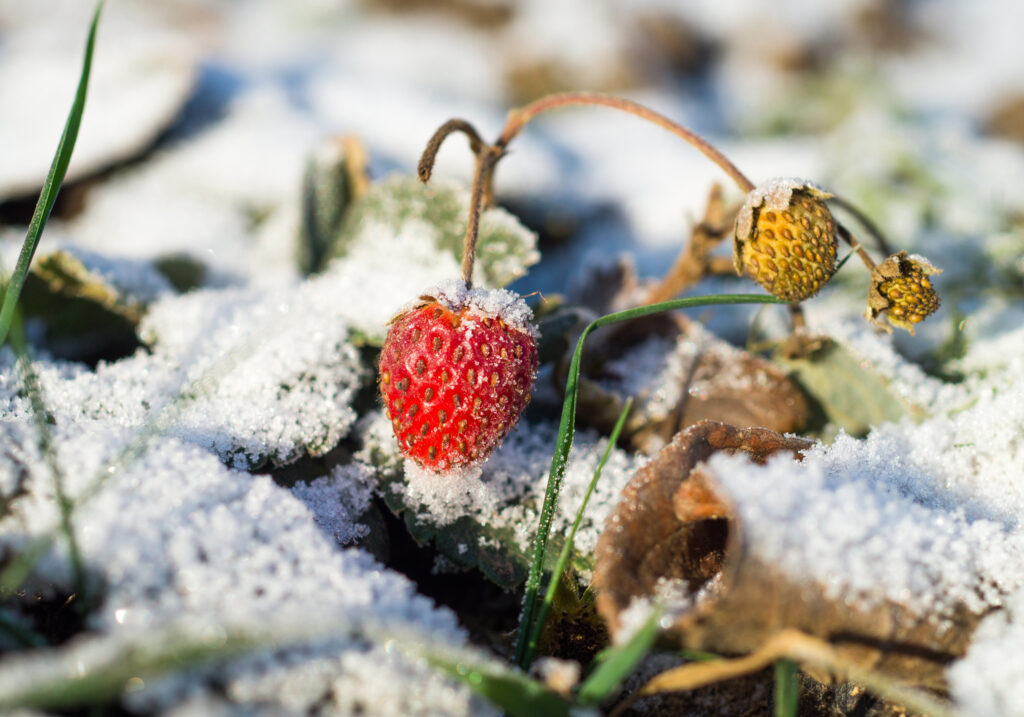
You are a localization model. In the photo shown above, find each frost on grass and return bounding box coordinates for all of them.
[364,410,644,582]
[0,418,493,716]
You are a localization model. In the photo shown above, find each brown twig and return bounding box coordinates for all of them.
[417,118,486,184]
[610,630,958,717]
[496,92,755,194]
[644,184,738,305]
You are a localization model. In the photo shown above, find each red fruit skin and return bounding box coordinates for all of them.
[378,299,538,472]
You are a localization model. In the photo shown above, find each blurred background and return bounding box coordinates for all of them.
[2,0,1023,354]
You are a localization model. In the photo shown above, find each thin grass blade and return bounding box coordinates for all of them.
[0,1,104,348]
[774,659,800,717]
[425,655,571,717]
[6,310,87,605]
[514,293,785,668]
[523,397,634,666]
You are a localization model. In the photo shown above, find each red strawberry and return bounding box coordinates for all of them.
[378,282,539,472]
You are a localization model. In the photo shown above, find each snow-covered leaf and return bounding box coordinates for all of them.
[359,410,643,590]
[327,175,540,292]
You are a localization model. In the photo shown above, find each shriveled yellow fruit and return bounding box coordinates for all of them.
[866,251,942,334]
[733,179,838,302]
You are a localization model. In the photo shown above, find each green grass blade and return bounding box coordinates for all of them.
[775,659,800,717]
[575,608,661,706]
[425,655,572,717]
[6,310,87,605]
[0,1,104,349]
[523,397,634,666]
[514,293,786,669]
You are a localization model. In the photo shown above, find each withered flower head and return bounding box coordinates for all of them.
[733,178,838,302]
[866,251,942,334]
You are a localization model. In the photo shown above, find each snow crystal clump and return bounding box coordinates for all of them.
[291,462,377,546]
[424,278,538,338]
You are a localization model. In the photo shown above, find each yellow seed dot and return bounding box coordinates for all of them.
[381,371,391,384]
[428,446,436,460]
[438,409,447,423]
[416,359,425,375]
[408,404,418,417]
[424,387,434,401]
[420,423,429,437]
[481,343,490,357]
[458,419,467,434]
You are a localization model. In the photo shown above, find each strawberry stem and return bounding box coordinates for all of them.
[496,91,755,194]
[417,118,485,184]
[461,145,502,287]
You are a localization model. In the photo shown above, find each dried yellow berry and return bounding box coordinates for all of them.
[866,251,942,334]
[733,179,838,302]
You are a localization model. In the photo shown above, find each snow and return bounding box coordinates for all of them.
[3,0,1024,712]
[427,278,539,337]
[362,410,644,566]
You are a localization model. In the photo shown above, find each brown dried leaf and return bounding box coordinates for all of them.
[566,315,810,454]
[593,421,981,693]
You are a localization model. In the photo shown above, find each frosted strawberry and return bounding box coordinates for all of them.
[379,280,538,472]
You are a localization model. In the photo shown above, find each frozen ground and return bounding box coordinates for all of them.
[1,0,1023,714]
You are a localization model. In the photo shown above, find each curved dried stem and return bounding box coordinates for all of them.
[417,118,486,184]
[497,92,755,193]
[829,195,895,257]
[611,630,958,717]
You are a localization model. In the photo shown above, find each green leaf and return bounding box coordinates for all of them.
[778,339,913,437]
[0,1,103,348]
[326,176,540,289]
[575,608,661,707]
[425,654,572,717]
